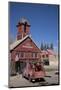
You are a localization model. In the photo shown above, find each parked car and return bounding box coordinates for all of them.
[22,62,45,82]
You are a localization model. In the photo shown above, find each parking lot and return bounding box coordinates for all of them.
[9,69,59,88]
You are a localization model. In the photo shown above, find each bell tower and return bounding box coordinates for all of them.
[16,17,30,40]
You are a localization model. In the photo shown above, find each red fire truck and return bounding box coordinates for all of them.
[22,62,45,82]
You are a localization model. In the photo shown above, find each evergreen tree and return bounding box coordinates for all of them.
[46,44,49,49]
[44,44,47,50]
[40,43,44,50]
[50,43,53,50]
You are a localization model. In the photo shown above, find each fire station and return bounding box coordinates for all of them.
[10,17,42,74]
[10,17,57,75]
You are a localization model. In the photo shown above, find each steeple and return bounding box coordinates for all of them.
[16,17,30,40]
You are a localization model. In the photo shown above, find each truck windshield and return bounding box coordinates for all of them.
[35,64,43,71]
[32,63,43,71]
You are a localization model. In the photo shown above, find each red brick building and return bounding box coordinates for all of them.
[10,18,41,74]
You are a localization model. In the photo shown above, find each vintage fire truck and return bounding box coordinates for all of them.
[22,61,45,82]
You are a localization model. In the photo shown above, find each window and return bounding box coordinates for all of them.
[42,55,45,58]
[43,59,49,65]
[32,53,35,58]
[46,54,48,57]
[24,22,27,33]
[21,52,24,57]
[32,53,37,58]
[20,52,25,58]
[35,53,37,57]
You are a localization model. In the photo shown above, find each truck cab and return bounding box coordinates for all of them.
[22,61,45,82]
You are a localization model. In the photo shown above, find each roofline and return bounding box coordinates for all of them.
[10,35,41,52]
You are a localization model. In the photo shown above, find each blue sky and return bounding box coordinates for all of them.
[9,2,59,50]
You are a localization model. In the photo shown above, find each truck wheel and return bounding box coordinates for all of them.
[32,79,35,83]
[40,78,45,82]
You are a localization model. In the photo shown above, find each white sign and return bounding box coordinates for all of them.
[22,43,33,48]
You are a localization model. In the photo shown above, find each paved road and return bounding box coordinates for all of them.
[9,70,59,88]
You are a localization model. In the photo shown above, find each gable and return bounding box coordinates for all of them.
[12,37,41,53]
